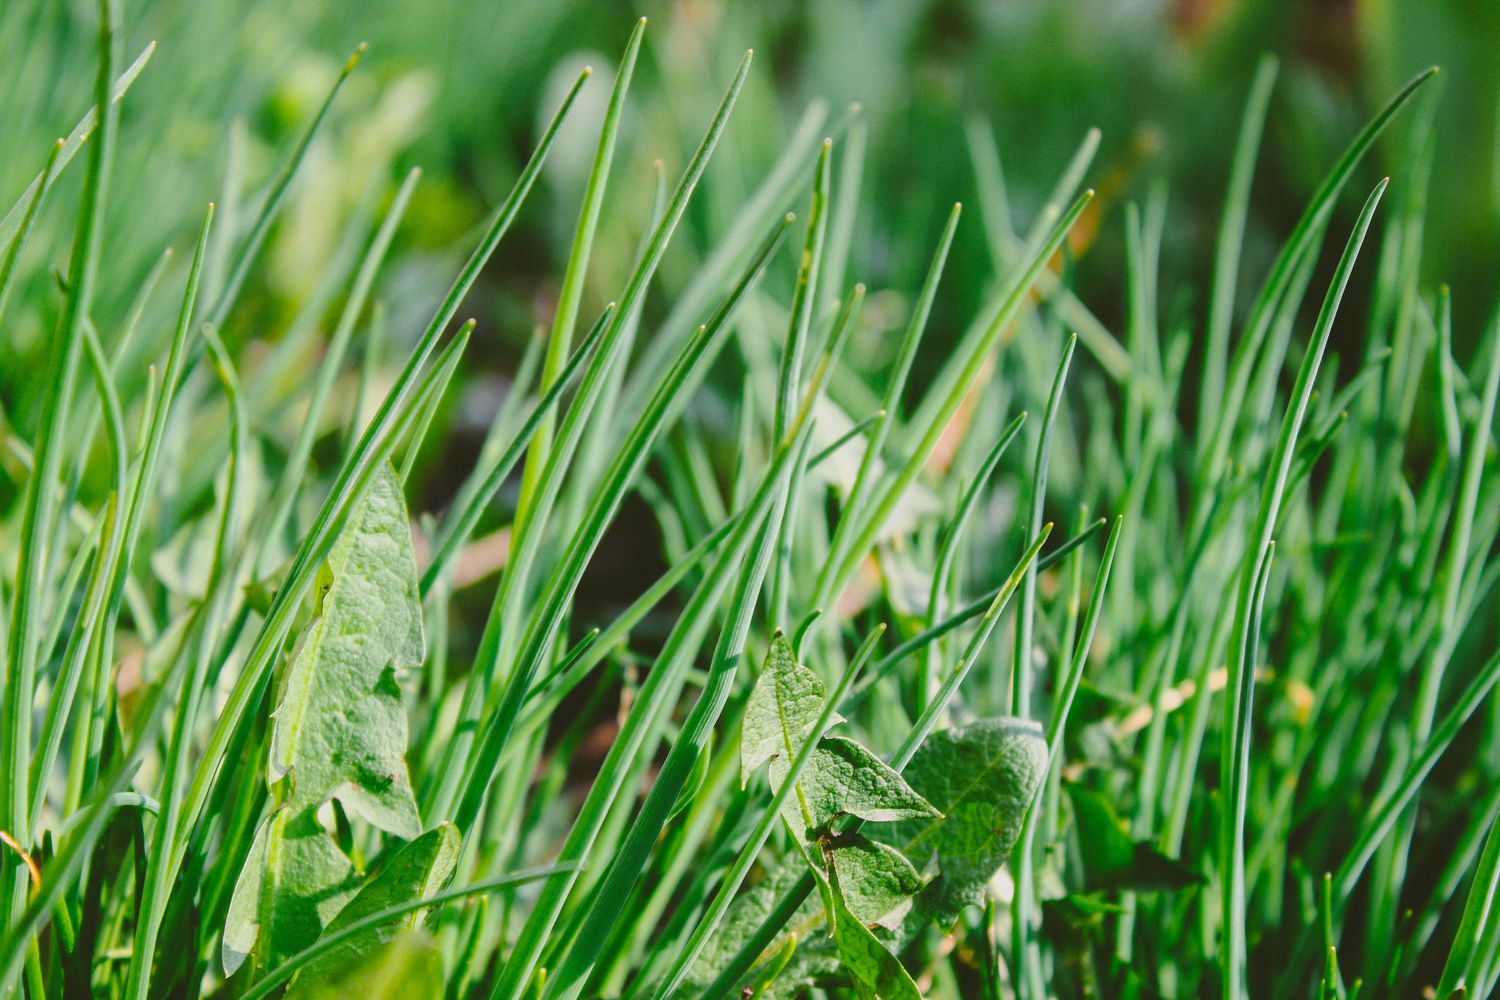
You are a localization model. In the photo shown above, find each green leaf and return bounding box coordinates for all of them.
[223,810,360,976]
[270,461,426,835]
[770,737,937,835]
[742,632,837,785]
[225,463,427,975]
[679,861,823,998]
[830,889,923,1000]
[1065,783,1201,893]
[282,929,444,1000]
[828,834,927,930]
[889,717,1046,915]
[284,823,460,996]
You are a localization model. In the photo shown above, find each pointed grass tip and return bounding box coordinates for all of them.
[342,42,369,75]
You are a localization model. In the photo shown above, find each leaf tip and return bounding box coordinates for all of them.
[343,42,368,74]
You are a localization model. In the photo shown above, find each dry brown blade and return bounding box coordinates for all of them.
[0,830,40,888]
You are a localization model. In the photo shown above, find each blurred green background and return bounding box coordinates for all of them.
[4,0,1498,504]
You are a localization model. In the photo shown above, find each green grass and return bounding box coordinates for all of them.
[2,4,1500,999]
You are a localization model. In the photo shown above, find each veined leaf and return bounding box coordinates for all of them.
[888,717,1046,915]
[827,834,926,930]
[270,461,426,834]
[742,632,835,785]
[225,462,426,975]
[769,737,937,836]
[679,862,822,998]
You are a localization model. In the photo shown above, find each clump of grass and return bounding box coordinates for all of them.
[1,6,1498,1000]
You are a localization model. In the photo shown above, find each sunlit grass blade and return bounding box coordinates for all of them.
[0,41,153,256]
[512,17,645,534]
[1,0,119,940]
[204,42,365,325]
[1199,54,1278,439]
[1198,68,1435,484]
[1221,180,1388,1000]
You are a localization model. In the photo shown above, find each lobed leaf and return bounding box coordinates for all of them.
[223,810,360,976]
[225,462,427,975]
[830,889,923,1000]
[269,461,426,833]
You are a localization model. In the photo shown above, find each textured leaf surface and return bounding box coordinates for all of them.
[285,823,460,996]
[770,736,937,835]
[828,834,926,930]
[888,717,1046,915]
[742,632,834,784]
[270,462,425,833]
[225,463,427,975]
[830,890,923,1000]
[222,811,359,976]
